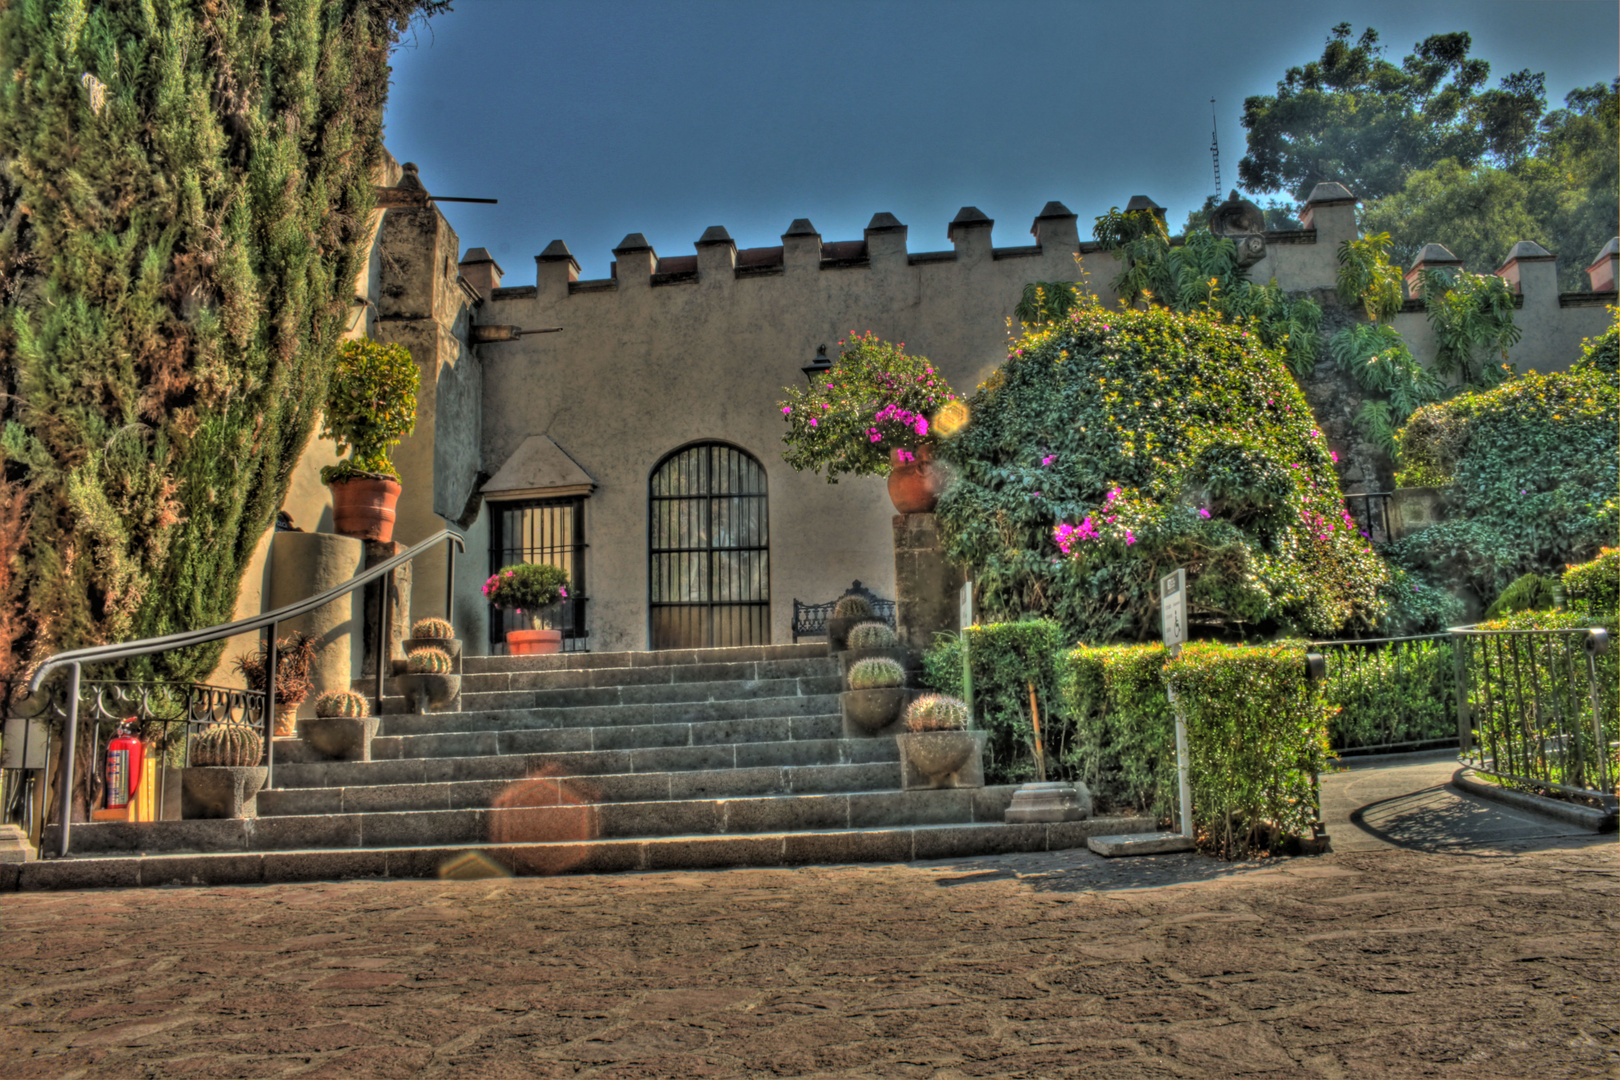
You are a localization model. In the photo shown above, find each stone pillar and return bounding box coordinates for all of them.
[892,513,967,655]
[269,532,365,718]
[361,540,413,678]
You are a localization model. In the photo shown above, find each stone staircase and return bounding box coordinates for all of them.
[6,644,1150,890]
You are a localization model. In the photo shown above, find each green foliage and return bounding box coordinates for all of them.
[920,621,1065,785]
[1562,548,1618,617]
[0,0,447,687]
[1575,312,1619,376]
[190,722,263,768]
[1378,566,1465,634]
[777,332,957,482]
[832,594,874,620]
[1318,638,1455,751]
[936,300,1388,643]
[1335,233,1405,322]
[902,693,969,732]
[406,646,451,674]
[1239,24,1545,202]
[847,656,904,690]
[483,563,568,623]
[1421,268,1521,387]
[1485,572,1560,618]
[410,617,454,640]
[1328,323,1445,454]
[846,621,897,650]
[1056,644,1175,817]
[314,689,369,719]
[1089,215,1321,375]
[318,337,420,483]
[1014,281,1082,327]
[1167,641,1333,857]
[1389,351,1618,602]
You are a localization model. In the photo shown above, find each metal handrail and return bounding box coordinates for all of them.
[29,528,465,858]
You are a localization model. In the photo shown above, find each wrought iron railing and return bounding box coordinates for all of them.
[1451,624,1616,810]
[791,581,897,644]
[1343,491,1394,544]
[1306,633,1456,754]
[19,529,466,857]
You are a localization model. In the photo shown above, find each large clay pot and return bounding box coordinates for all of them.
[506,628,562,656]
[329,476,402,543]
[886,446,943,514]
[274,702,300,739]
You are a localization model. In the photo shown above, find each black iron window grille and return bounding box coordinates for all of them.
[488,496,589,653]
[649,443,770,649]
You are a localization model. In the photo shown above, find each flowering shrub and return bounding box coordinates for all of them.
[319,337,420,483]
[936,298,1389,643]
[483,563,569,630]
[778,332,957,480]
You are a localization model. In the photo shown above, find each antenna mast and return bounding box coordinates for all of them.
[1210,98,1222,199]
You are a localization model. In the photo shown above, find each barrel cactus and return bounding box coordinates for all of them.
[846,621,898,650]
[847,657,905,690]
[833,594,874,620]
[315,689,371,719]
[407,647,453,674]
[903,694,969,732]
[411,617,455,640]
[191,723,264,767]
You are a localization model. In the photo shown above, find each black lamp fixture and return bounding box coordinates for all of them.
[801,343,832,384]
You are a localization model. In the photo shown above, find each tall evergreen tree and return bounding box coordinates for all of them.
[0,0,447,690]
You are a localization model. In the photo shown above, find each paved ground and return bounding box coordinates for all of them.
[1,753,1616,1079]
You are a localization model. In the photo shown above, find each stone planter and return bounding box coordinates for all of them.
[825,616,862,652]
[840,688,909,737]
[399,672,461,714]
[181,766,268,819]
[896,731,986,790]
[329,476,402,543]
[506,628,561,656]
[404,636,461,660]
[299,716,380,762]
[840,646,910,677]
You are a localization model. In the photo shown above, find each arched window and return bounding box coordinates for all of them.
[649,443,770,649]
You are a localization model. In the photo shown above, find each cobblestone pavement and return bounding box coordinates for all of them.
[2,831,1615,1079]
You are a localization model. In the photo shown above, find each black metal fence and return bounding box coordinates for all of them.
[1343,491,1394,544]
[1308,634,1457,754]
[1452,625,1617,808]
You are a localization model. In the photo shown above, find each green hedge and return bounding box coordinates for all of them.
[1563,547,1619,617]
[1318,637,1456,752]
[921,621,1065,787]
[1056,645,1176,818]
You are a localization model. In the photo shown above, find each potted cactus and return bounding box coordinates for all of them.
[320,337,420,543]
[233,632,316,737]
[301,689,378,762]
[841,656,908,736]
[825,593,873,652]
[896,694,984,789]
[399,646,461,714]
[841,619,907,675]
[484,562,570,655]
[181,723,268,819]
[405,616,460,660]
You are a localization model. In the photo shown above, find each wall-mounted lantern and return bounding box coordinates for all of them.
[801,344,832,385]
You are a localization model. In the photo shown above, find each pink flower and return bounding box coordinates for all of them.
[1041,455,1054,467]
[559,586,568,599]
[1330,451,1339,463]
[809,418,817,427]
[1198,508,1210,519]
[1124,530,1136,546]
[782,406,792,415]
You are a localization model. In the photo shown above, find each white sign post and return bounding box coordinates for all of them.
[959,581,974,729]
[1160,569,1194,841]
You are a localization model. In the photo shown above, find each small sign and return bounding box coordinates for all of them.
[1160,568,1187,652]
[959,580,974,631]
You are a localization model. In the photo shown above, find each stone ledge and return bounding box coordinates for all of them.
[1451,769,1617,833]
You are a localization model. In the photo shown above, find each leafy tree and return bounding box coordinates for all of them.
[1240,23,1546,203]
[0,0,448,689]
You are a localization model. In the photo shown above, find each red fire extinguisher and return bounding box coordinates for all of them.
[106,718,144,813]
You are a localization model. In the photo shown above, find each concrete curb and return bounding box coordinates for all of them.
[1,816,1156,892]
[1451,768,1618,833]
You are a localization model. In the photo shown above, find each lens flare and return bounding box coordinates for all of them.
[933,400,969,438]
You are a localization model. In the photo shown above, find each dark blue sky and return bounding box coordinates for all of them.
[381,0,1619,281]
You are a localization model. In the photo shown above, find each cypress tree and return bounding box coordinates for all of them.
[0,0,448,689]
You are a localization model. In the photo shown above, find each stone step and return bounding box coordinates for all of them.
[371,712,841,759]
[269,736,901,789]
[382,675,842,717]
[380,692,843,734]
[7,815,1158,892]
[454,657,838,695]
[461,642,829,676]
[257,760,905,817]
[55,786,1029,855]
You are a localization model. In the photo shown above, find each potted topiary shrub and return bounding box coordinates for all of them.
[301,689,378,762]
[484,563,570,655]
[896,694,985,789]
[233,632,316,738]
[399,646,461,714]
[826,594,873,652]
[182,722,268,819]
[841,656,909,736]
[319,337,420,543]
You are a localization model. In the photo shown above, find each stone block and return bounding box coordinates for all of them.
[588,771,673,802]
[724,794,849,833]
[644,834,784,871]
[1003,781,1092,823]
[589,722,693,751]
[691,716,790,746]
[784,828,913,865]
[263,849,389,884]
[361,808,484,847]
[632,744,735,772]
[181,767,268,820]
[247,814,361,850]
[0,863,20,891]
[21,857,141,891]
[667,766,780,801]
[598,799,720,839]
[789,714,842,741]
[257,786,344,817]
[1085,830,1195,857]
[341,782,453,814]
[1391,486,1447,540]
[848,789,971,828]
[141,853,264,887]
[912,823,1045,860]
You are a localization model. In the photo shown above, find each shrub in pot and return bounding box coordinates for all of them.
[319,337,420,543]
[826,594,873,652]
[233,632,316,737]
[182,723,268,819]
[485,563,570,655]
[897,694,984,789]
[400,646,461,714]
[841,656,908,735]
[302,690,377,762]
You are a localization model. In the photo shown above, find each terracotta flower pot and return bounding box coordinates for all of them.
[506,628,562,656]
[887,446,943,514]
[274,702,300,739]
[329,476,402,543]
